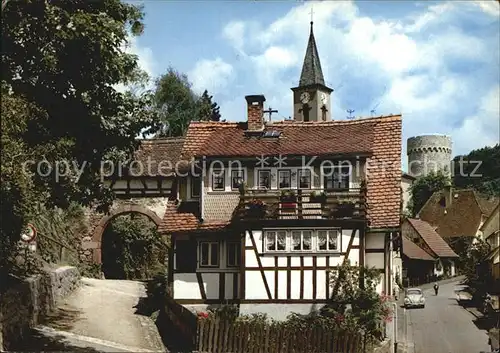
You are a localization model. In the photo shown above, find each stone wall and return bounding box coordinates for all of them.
[0,266,80,350]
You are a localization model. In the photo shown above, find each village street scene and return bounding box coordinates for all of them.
[1,1,499,353]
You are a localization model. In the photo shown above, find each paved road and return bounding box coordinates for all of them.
[13,278,165,352]
[405,279,491,353]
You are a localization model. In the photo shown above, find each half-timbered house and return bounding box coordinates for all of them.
[159,22,402,320]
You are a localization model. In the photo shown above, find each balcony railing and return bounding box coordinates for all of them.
[232,188,367,221]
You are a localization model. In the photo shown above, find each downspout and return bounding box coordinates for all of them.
[200,159,204,222]
[389,232,393,297]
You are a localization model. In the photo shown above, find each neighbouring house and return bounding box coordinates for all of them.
[401,172,415,214]
[159,22,402,321]
[401,218,458,285]
[418,186,499,241]
[484,204,500,284]
[401,235,435,287]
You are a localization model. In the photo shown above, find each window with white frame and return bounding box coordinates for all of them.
[278,170,291,189]
[291,230,312,251]
[298,169,311,189]
[199,242,219,267]
[258,170,271,189]
[265,230,287,251]
[226,242,241,267]
[211,169,225,191]
[317,230,340,251]
[263,229,341,253]
[190,176,201,198]
[323,165,350,190]
[231,169,245,190]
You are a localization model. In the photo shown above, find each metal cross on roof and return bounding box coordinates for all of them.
[309,6,314,23]
[263,107,278,121]
[346,109,355,120]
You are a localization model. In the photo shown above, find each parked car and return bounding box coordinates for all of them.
[404,288,425,309]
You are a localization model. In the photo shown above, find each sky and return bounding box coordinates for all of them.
[125,0,500,167]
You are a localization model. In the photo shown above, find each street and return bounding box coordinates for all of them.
[405,279,491,353]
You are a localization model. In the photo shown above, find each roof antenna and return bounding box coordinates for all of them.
[370,85,388,117]
[346,109,355,120]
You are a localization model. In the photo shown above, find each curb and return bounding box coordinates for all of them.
[465,307,485,320]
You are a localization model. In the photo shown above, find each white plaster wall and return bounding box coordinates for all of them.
[174,274,201,300]
[366,232,385,249]
[366,253,384,270]
[245,272,268,299]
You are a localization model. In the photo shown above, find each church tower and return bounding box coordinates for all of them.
[291,21,333,122]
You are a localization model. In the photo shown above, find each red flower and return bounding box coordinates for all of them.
[197,312,209,319]
[334,314,345,324]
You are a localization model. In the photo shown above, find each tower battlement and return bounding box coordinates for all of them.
[407,135,452,178]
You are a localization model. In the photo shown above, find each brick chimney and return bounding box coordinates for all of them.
[245,95,266,131]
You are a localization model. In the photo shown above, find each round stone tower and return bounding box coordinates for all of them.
[407,134,452,178]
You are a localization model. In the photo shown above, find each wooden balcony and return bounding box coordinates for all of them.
[232,189,367,224]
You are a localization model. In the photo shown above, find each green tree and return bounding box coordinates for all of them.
[453,144,500,196]
[154,70,222,136]
[154,67,198,137]
[198,90,221,122]
[447,236,491,299]
[101,214,166,280]
[1,0,160,271]
[321,262,392,344]
[408,171,451,216]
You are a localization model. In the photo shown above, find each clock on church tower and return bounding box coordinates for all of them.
[291,21,333,122]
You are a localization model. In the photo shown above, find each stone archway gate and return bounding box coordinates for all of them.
[81,197,169,264]
[79,137,184,265]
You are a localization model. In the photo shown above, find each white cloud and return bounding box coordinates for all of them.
[216,0,499,159]
[115,35,156,93]
[473,0,500,17]
[188,58,234,95]
[453,85,500,155]
[222,21,246,54]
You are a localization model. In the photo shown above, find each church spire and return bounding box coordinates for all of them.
[298,21,325,87]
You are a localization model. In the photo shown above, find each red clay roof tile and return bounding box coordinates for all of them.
[161,115,402,233]
[407,218,458,258]
[402,235,435,261]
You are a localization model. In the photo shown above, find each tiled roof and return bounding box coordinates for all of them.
[365,116,402,229]
[476,195,499,217]
[193,120,378,158]
[128,138,185,176]
[158,202,229,234]
[162,115,402,233]
[407,218,458,258]
[419,189,499,238]
[402,235,435,261]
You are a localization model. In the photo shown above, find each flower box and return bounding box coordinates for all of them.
[310,192,327,204]
[331,202,356,218]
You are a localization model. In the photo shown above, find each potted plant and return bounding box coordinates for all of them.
[331,201,356,218]
[310,191,327,204]
[246,199,266,218]
[280,190,297,210]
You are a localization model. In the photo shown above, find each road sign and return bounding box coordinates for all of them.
[20,223,37,243]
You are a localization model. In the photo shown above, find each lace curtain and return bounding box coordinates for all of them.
[292,232,301,250]
[266,232,276,251]
[328,231,338,250]
[303,231,311,250]
[317,231,327,250]
[277,232,286,250]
